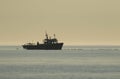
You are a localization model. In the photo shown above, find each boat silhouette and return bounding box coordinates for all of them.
[22,33,64,50]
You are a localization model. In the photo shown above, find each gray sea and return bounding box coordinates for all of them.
[0,46,120,79]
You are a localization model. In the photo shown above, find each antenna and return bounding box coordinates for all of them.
[54,34,56,38]
[45,31,48,39]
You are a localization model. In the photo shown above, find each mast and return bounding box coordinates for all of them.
[54,34,56,38]
[45,32,48,39]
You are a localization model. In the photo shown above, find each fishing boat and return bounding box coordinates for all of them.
[22,33,63,50]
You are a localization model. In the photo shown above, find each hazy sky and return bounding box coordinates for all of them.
[0,0,120,45]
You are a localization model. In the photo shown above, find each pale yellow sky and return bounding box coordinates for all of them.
[0,0,120,45]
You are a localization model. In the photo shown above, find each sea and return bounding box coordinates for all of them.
[0,45,120,79]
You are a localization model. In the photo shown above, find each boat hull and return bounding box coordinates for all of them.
[22,43,63,50]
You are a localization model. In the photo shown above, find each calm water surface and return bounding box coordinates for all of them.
[0,46,120,79]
